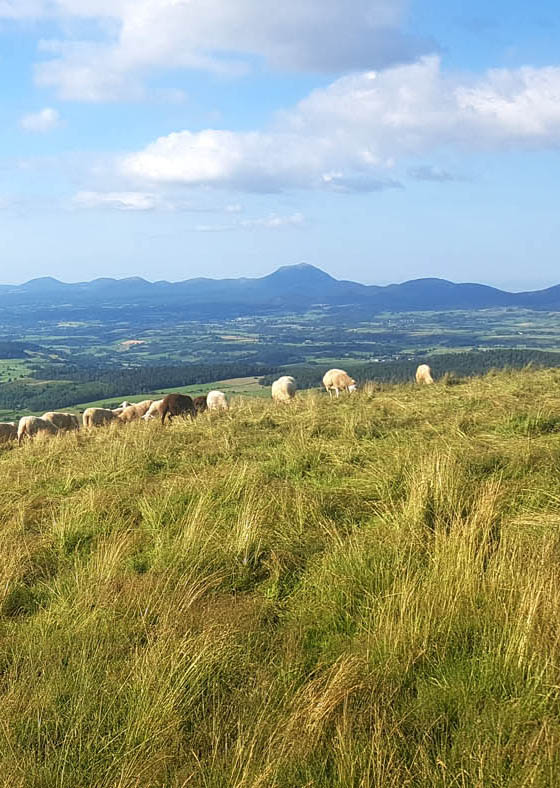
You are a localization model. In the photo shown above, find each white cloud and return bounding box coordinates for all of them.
[407,165,460,182]
[20,107,60,132]
[194,212,306,232]
[120,57,560,192]
[240,212,305,228]
[73,190,162,210]
[0,0,430,101]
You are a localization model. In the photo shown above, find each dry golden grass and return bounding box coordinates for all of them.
[2,368,560,785]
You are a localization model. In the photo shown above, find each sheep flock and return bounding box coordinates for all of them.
[1,365,435,445]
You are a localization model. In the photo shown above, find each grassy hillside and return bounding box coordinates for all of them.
[2,368,560,786]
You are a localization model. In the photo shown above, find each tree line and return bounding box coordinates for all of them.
[259,349,560,389]
[0,362,273,412]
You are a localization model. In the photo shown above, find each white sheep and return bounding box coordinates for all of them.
[206,390,228,411]
[42,412,80,431]
[17,416,59,444]
[415,364,434,385]
[322,369,356,398]
[118,400,153,423]
[82,407,119,429]
[271,376,297,403]
[0,422,17,444]
[142,399,164,421]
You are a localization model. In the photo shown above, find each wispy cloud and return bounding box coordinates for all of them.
[194,212,306,232]
[408,165,461,182]
[240,212,305,228]
[20,107,60,133]
[73,191,163,211]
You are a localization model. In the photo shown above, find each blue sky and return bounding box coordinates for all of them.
[0,0,559,290]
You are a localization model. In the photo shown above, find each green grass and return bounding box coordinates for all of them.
[66,375,270,413]
[2,368,560,785]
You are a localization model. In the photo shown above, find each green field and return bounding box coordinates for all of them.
[0,359,31,382]
[41,376,268,416]
[2,368,560,785]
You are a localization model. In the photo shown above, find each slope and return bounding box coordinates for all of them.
[1,370,560,786]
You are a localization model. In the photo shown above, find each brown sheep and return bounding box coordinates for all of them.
[159,393,196,424]
[0,422,17,444]
[193,395,207,415]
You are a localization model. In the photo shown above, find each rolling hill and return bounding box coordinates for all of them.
[2,263,560,314]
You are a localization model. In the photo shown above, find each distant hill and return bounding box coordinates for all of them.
[2,263,560,314]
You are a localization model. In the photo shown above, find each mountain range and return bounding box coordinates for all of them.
[2,264,560,314]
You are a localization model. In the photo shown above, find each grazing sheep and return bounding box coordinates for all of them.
[17,416,58,444]
[142,399,164,421]
[322,369,356,398]
[0,422,17,444]
[159,393,196,424]
[42,412,80,431]
[118,400,153,423]
[416,364,434,384]
[193,395,207,415]
[82,407,119,429]
[416,364,434,385]
[271,376,297,403]
[206,390,228,411]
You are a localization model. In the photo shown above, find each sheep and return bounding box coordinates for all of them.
[142,399,164,421]
[159,393,196,424]
[322,369,356,398]
[119,401,132,409]
[118,400,153,423]
[0,422,17,444]
[415,364,434,385]
[193,395,207,415]
[271,376,297,403]
[17,416,58,444]
[206,390,228,411]
[82,407,119,429]
[42,412,80,431]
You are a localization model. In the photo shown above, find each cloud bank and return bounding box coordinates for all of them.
[0,0,430,101]
[121,57,560,193]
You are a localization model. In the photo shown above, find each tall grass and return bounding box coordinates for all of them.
[2,368,560,785]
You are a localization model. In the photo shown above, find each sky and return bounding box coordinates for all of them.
[0,0,559,290]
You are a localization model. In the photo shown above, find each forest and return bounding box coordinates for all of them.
[0,362,273,413]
